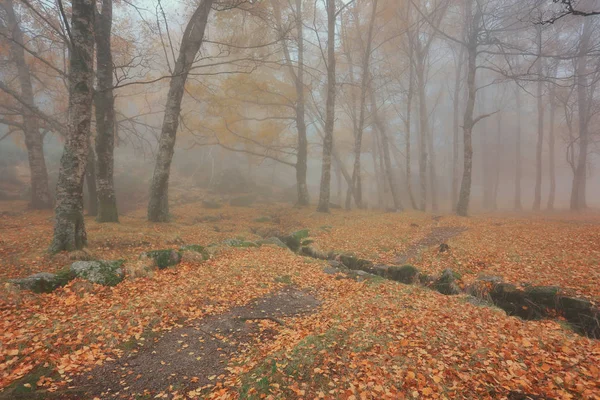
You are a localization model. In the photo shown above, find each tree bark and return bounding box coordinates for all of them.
[427,118,438,212]
[547,85,556,210]
[571,18,592,211]
[49,0,95,253]
[404,53,417,209]
[451,46,465,211]
[492,112,501,210]
[2,0,52,209]
[415,58,428,211]
[456,3,479,217]
[85,143,98,216]
[148,0,214,222]
[533,25,544,211]
[514,84,523,211]
[94,0,118,222]
[316,0,337,213]
[294,0,309,206]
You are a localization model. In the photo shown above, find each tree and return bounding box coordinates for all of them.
[50,0,96,252]
[0,0,52,209]
[95,0,119,222]
[148,0,215,222]
[533,24,544,211]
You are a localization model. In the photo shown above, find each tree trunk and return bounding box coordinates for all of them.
[514,84,523,211]
[492,112,501,210]
[94,0,118,221]
[533,25,543,211]
[404,56,417,209]
[452,46,464,211]
[456,4,479,217]
[571,19,592,211]
[372,131,384,209]
[415,58,428,211]
[2,0,52,209]
[373,107,402,211]
[547,86,556,210]
[85,144,98,216]
[428,120,438,212]
[294,0,309,206]
[316,0,337,213]
[49,0,95,253]
[148,0,214,222]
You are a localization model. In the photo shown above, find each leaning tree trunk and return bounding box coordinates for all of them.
[148,0,214,222]
[514,85,523,211]
[95,0,118,221]
[2,0,52,209]
[85,144,98,216]
[533,25,544,211]
[49,0,95,253]
[316,0,337,213]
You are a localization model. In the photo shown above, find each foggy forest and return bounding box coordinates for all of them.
[0,0,599,398]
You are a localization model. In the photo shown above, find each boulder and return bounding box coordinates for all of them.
[222,238,258,248]
[292,229,310,240]
[387,265,419,284]
[524,286,560,308]
[71,260,125,286]
[180,244,210,260]
[433,269,461,295]
[140,249,182,270]
[439,243,450,253]
[300,246,329,260]
[338,255,375,274]
[257,237,288,249]
[9,272,70,294]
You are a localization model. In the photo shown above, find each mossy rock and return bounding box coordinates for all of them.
[338,255,374,273]
[433,269,461,295]
[8,272,73,294]
[279,235,301,252]
[70,260,125,286]
[257,237,288,249]
[525,286,561,308]
[301,239,315,246]
[222,238,258,248]
[300,246,329,260]
[141,249,182,270]
[387,265,419,284]
[180,244,209,260]
[292,229,310,240]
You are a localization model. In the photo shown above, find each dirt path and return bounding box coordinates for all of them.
[395,226,467,264]
[52,287,320,399]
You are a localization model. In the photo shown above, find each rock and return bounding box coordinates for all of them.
[524,286,560,308]
[439,243,450,253]
[371,265,389,278]
[300,246,329,260]
[202,199,222,209]
[257,237,288,249]
[338,255,375,273]
[124,259,157,279]
[559,296,592,311]
[478,275,504,283]
[279,235,301,252]
[229,194,256,207]
[328,260,343,268]
[9,272,72,293]
[292,229,310,240]
[222,238,258,248]
[180,244,210,260]
[322,266,340,275]
[433,269,461,295]
[71,260,125,286]
[140,249,182,270]
[387,265,419,284]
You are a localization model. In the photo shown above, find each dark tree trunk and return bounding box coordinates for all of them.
[514,85,523,211]
[372,131,384,209]
[317,0,337,213]
[49,0,95,253]
[85,144,98,216]
[404,56,417,209]
[492,112,501,210]
[148,0,214,222]
[415,60,428,211]
[452,46,464,211]
[456,4,479,217]
[95,0,118,222]
[533,25,544,211]
[2,0,52,209]
[428,121,438,212]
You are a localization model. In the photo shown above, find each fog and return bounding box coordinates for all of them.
[1,0,600,222]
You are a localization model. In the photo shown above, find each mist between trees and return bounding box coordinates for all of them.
[1,0,599,250]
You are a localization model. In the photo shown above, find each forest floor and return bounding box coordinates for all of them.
[0,199,599,399]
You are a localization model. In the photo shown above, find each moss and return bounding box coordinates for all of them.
[0,364,58,399]
[253,216,271,223]
[301,239,314,246]
[292,229,310,240]
[179,244,209,260]
[256,237,287,248]
[387,265,419,284]
[142,250,181,270]
[223,239,258,248]
[274,275,293,285]
[54,268,76,287]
